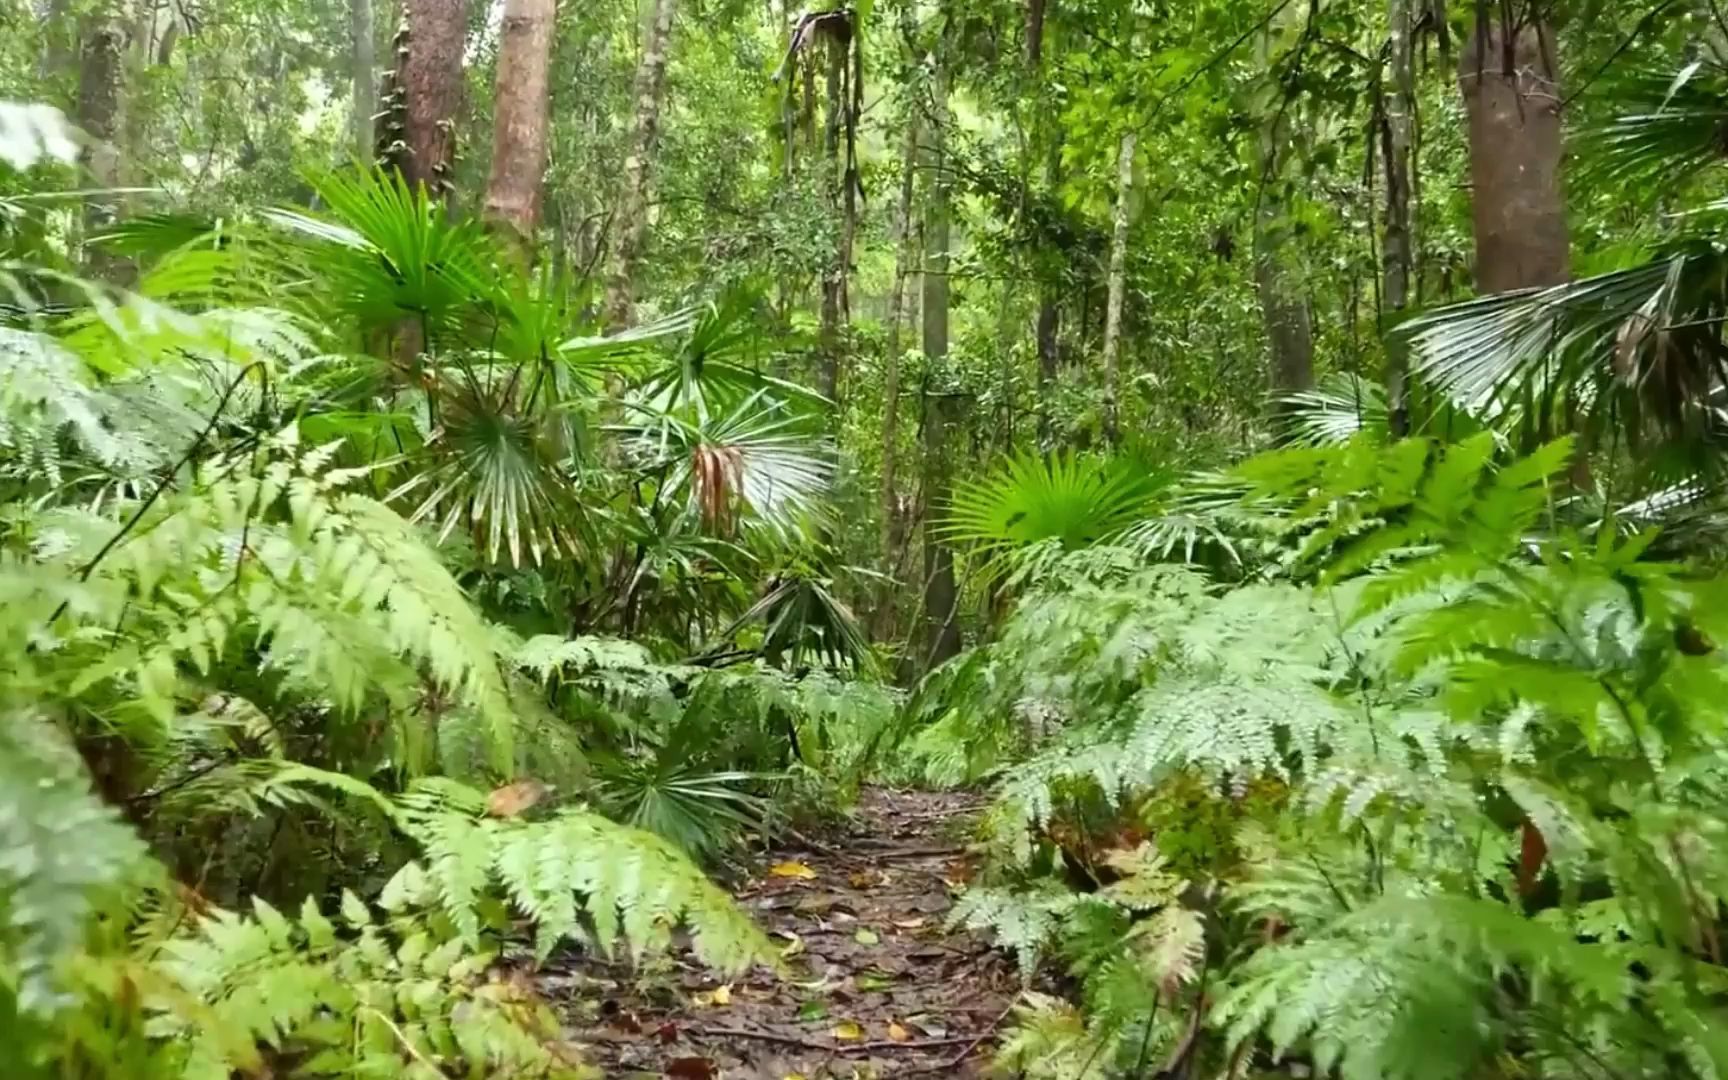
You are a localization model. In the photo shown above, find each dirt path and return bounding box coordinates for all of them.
[550,789,1019,1079]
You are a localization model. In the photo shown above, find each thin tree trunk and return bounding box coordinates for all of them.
[1253,36,1314,425]
[1458,11,1569,293]
[398,0,468,199]
[76,1,129,282]
[1028,0,1062,446]
[817,31,845,403]
[1381,0,1415,435]
[604,0,678,327]
[483,0,556,240]
[351,0,376,160]
[920,37,961,671]
[881,119,918,568]
[1100,130,1134,445]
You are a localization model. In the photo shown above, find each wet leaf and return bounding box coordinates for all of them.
[848,869,878,888]
[892,917,926,930]
[485,779,549,818]
[854,928,880,946]
[831,1020,865,1042]
[666,1057,717,1079]
[691,983,732,1007]
[798,999,829,1021]
[777,931,805,958]
[888,1022,911,1043]
[855,971,895,991]
[771,860,818,880]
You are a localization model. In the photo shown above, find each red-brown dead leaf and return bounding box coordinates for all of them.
[486,779,550,818]
[666,1056,718,1079]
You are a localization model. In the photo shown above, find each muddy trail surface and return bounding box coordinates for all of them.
[546,788,1019,1079]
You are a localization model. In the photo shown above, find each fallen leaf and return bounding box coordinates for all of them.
[853,928,880,946]
[831,1020,865,1042]
[783,1075,809,1080]
[777,932,805,959]
[656,1021,679,1043]
[848,869,877,888]
[909,1016,948,1038]
[797,999,829,1022]
[888,1022,911,1043]
[691,983,733,1008]
[892,917,926,930]
[855,971,895,992]
[666,1057,717,1079]
[485,779,550,818]
[771,860,818,880]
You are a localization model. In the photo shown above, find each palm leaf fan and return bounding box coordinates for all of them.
[944,451,1169,578]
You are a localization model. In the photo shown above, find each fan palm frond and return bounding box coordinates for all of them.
[263,170,502,350]
[701,572,877,674]
[945,452,1169,579]
[1577,62,1728,196]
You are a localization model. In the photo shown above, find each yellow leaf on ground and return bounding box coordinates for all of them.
[887,1022,911,1043]
[770,860,818,880]
[831,1020,865,1042]
[691,984,732,1008]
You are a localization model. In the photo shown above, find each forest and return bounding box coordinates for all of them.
[6,0,1728,1076]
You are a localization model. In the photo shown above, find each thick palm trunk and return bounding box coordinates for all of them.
[483,0,556,239]
[1100,130,1134,445]
[604,0,678,327]
[1458,12,1569,293]
[920,44,961,671]
[351,0,376,160]
[1381,0,1415,434]
[398,0,468,198]
[76,1,129,281]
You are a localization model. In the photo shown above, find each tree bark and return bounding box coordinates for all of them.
[1458,12,1570,293]
[1100,130,1134,445]
[483,0,556,240]
[1027,0,1061,446]
[920,38,962,671]
[398,0,468,199]
[881,118,918,570]
[1381,0,1415,435]
[1253,36,1314,421]
[351,0,377,161]
[817,30,846,403]
[604,0,678,327]
[76,1,130,282]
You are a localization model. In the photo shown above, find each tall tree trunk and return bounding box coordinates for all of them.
[1381,0,1415,435]
[881,118,918,573]
[76,1,129,282]
[1458,11,1569,293]
[1100,130,1134,445]
[351,0,376,160]
[398,0,468,199]
[1028,0,1062,446]
[604,0,678,327]
[483,0,556,239]
[817,30,846,403]
[1253,53,1314,422]
[920,38,962,671]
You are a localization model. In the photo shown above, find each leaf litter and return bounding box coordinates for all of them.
[546,789,1018,1078]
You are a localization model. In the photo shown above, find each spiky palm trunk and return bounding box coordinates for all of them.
[398,0,468,199]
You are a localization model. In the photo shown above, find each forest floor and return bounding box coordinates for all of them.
[547,788,1020,1079]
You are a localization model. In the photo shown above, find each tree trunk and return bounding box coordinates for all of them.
[76,1,129,282]
[1381,0,1415,435]
[817,30,846,403]
[1027,0,1062,446]
[351,0,376,161]
[1458,12,1569,293]
[920,39,962,671]
[483,0,556,240]
[604,0,678,327]
[881,119,918,570]
[398,0,468,199]
[1254,69,1314,420]
[1100,130,1134,445]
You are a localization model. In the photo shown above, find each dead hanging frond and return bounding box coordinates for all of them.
[691,442,746,534]
[772,8,855,85]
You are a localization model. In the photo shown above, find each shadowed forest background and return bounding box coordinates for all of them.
[8,0,1728,1076]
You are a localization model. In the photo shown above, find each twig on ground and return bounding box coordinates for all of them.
[692,1025,985,1055]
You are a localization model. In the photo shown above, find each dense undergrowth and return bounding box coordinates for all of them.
[11,56,1728,1079]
